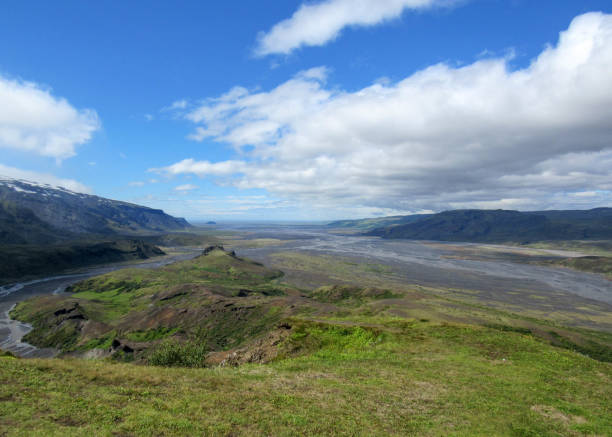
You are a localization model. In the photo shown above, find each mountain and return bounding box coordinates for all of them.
[327,214,432,231]
[0,177,191,244]
[0,199,69,245]
[366,208,612,243]
[0,239,166,285]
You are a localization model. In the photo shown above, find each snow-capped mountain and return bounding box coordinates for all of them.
[0,177,190,244]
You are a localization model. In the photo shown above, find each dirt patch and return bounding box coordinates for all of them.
[207,325,293,366]
[52,415,87,427]
[530,405,586,425]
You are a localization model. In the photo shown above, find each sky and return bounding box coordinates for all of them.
[1,0,611,221]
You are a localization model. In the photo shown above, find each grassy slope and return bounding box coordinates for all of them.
[1,320,611,436]
[3,245,612,435]
[10,247,289,358]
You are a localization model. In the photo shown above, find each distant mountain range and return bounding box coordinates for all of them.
[0,177,191,245]
[334,208,612,243]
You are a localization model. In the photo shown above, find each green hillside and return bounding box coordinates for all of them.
[2,313,611,435]
[10,246,288,360]
[4,244,612,435]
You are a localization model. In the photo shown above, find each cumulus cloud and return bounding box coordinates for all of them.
[162,13,612,213]
[0,75,100,160]
[256,0,452,56]
[0,163,92,193]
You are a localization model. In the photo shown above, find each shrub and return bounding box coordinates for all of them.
[148,340,208,367]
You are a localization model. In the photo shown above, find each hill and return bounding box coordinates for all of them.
[0,240,166,286]
[327,214,431,231]
[366,208,612,243]
[0,177,191,245]
[10,246,288,359]
[4,246,612,435]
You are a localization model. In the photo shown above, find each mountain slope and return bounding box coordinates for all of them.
[0,177,190,244]
[366,208,612,242]
[0,200,69,245]
[327,214,432,231]
[0,239,166,284]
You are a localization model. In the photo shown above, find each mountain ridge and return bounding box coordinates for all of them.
[0,177,191,244]
[364,208,612,243]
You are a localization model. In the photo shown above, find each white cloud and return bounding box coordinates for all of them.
[129,181,146,187]
[0,75,100,160]
[164,13,612,214]
[0,163,92,193]
[162,100,188,112]
[153,158,246,177]
[174,183,199,191]
[256,0,452,56]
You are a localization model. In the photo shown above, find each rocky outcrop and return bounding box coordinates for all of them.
[208,323,293,367]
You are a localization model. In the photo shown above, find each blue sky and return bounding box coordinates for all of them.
[1,0,611,221]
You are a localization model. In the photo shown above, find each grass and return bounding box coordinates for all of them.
[310,284,400,305]
[1,319,610,436]
[552,256,612,279]
[270,250,612,334]
[125,327,178,342]
[269,251,403,289]
[0,239,166,286]
[147,340,208,367]
[522,240,612,257]
[10,247,292,357]
[516,240,612,279]
[4,243,612,435]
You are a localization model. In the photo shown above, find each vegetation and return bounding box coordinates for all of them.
[548,256,612,280]
[1,318,611,436]
[366,208,612,242]
[310,284,399,304]
[0,239,165,286]
[147,340,208,367]
[327,213,431,231]
[520,240,612,257]
[10,246,290,360]
[4,240,612,435]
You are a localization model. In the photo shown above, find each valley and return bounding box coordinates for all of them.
[3,3,612,435]
[1,222,611,435]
